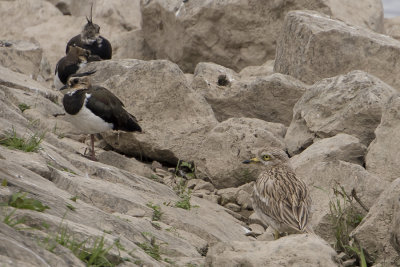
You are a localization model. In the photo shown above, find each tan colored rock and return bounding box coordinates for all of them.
[384,17,400,41]
[195,117,286,188]
[292,154,387,243]
[78,59,217,165]
[224,203,241,212]
[290,134,367,166]
[141,0,383,73]
[239,60,275,78]
[366,95,400,182]
[205,234,339,267]
[274,11,400,90]
[391,195,400,255]
[0,0,61,39]
[236,189,252,210]
[249,224,264,236]
[217,188,239,206]
[203,194,220,204]
[192,62,308,125]
[193,180,215,192]
[0,40,51,82]
[352,178,400,266]
[285,70,397,155]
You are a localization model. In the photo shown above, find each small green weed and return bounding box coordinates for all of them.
[18,103,30,113]
[137,237,161,261]
[69,196,78,202]
[1,179,7,187]
[175,193,192,210]
[3,208,26,229]
[0,127,44,152]
[146,202,162,221]
[175,160,196,179]
[66,203,76,211]
[9,192,49,212]
[173,180,196,210]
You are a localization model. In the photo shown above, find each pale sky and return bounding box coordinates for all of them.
[383,0,400,18]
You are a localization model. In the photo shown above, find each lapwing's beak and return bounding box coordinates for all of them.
[242,158,260,164]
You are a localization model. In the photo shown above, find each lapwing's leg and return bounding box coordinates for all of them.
[90,134,96,161]
[274,230,280,240]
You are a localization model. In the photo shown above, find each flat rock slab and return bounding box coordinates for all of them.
[205,234,339,267]
[275,10,400,90]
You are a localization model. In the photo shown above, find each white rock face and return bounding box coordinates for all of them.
[366,95,400,182]
[141,0,383,72]
[205,234,339,267]
[274,10,400,90]
[352,178,400,266]
[285,70,397,155]
[192,62,308,125]
[195,117,286,188]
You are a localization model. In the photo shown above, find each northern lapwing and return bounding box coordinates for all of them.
[60,74,142,160]
[54,45,92,90]
[66,4,112,61]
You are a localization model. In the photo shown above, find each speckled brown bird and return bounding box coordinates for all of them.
[243,147,313,238]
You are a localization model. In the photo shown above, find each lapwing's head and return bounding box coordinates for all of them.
[67,45,90,63]
[68,76,91,91]
[81,4,100,43]
[242,147,289,168]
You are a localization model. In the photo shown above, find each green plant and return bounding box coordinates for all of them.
[70,196,78,202]
[175,193,192,210]
[329,184,368,265]
[3,208,26,229]
[146,203,162,221]
[8,192,50,212]
[0,127,44,152]
[66,203,76,211]
[137,237,161,261]
[1,179,7,187]
[175,160,196,179]
[18,103,30,113]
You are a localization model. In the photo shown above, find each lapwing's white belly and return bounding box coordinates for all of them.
[66,96,113,134]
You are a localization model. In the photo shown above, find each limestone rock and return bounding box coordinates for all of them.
[224,203,241,212]
[275,11,400,90]
[384,17,400,41]
[366,95,400,182]
[290,134,367,166]
[248,224,264,236]
[292,155,387,243]
[192,62,308,125]
[285,70,397,155]
[0,40,51,82]
[351,178,400,266]
[239,60,275,78]
[236,189,252,210]
[205,235,339,267]
[391,195,400,255]
[195,117,286,188]
[0,0,61,39]
[217,188,239,206]
[141,0,383,73]
[78,59,217,165]
[193,180,215,192]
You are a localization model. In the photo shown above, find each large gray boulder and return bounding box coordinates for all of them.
[205,234,339,267]
[78,59,217,165]
[366,95,400,182]
[141,0,383,73]
[290,134,387,242]
[351,178,400,266]
[195,117,286,189]
[275,10,400,90]
[285,70,397,155]
[192,62,308,125]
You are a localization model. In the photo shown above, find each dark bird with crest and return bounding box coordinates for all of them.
[66,4,112,60]
[60,72,141,160]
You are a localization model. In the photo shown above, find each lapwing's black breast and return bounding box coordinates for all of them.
[56,57,80,84]
[63,90,87,115]
[66,35,112,60]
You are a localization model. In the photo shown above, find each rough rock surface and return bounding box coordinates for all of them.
[78,59,217,165]
[205,234,339,267]
[285,70,397,155]
[352,178,400,266]
[195,117,286,188]
[391,195,400,255]
[290,134,387,242]
[0,40,51,83]
[366,95,400,182]
[275,11,400,90]
[192,62,308,125]
[141,0,383,73]
[384,17,400,41]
